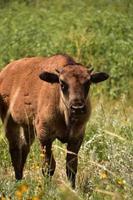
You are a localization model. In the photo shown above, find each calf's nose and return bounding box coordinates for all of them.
[70,102,86,115]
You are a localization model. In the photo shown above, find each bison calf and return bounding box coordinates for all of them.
[0,54,109,188]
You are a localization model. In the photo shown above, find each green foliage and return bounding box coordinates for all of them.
[0,0,133,98]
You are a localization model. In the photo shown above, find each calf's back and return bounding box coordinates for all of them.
[0,54,75,124]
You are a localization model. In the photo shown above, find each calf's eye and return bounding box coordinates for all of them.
[60,80,68,93]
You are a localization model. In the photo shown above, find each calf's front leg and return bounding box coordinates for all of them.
[36,120,56,177]
[66,138,83,188]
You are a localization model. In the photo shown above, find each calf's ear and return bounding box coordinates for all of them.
[39,71,59,83]
[90,72,109,83]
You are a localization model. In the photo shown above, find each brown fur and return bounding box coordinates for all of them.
[0,54,109,188]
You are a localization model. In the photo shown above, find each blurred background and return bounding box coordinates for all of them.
[0,0,132,98]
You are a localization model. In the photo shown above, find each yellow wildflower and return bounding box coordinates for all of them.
[32,197,40,200]
[99,171,108,179]
[15,190,22,199]
[117,178,126,186]
[19,184,29,193]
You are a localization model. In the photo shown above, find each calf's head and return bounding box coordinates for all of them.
[39,64,109,116]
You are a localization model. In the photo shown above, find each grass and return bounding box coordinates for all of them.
[0,0,133,98]
[0,96,133,200]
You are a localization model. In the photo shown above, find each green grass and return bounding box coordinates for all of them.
[0,97,133,199]
[0,0,133,98]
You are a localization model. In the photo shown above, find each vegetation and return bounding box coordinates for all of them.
[0,0,133,98]
[0,0,133,199]
[0,97,133,200]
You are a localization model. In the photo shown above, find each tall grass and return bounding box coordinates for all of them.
[0,97,133,199]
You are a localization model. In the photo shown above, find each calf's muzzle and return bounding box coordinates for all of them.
[70,101,86,115]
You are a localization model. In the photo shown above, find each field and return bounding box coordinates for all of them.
[0,0,133,199]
